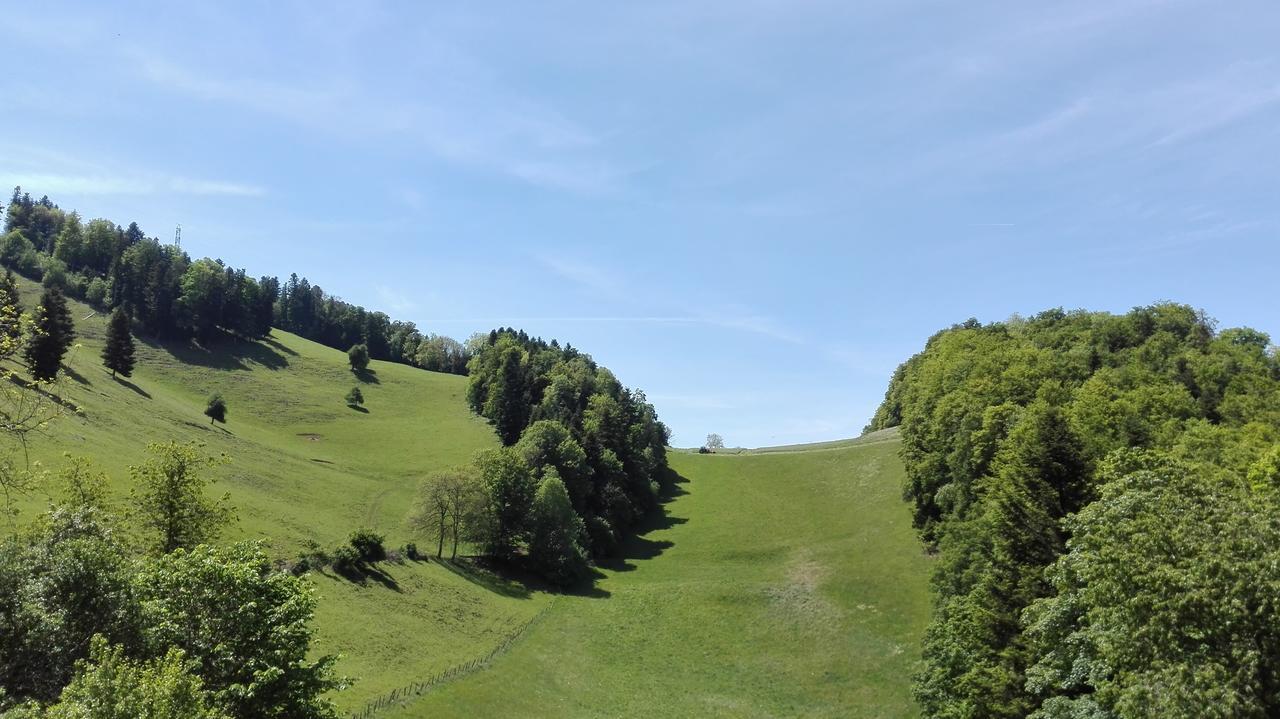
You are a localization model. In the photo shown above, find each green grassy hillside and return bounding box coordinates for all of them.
[6,277,561,711]
[7,277,930,715]
[388,429,930,718]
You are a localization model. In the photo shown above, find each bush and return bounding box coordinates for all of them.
[331,544,359,573]
[698,446,710,454]
[348,528,385,562]
[405,542,420,560]
[85,277,108,308]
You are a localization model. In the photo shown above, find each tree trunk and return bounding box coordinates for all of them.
[437,511,446,558]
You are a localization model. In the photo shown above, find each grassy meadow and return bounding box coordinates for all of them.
[387,430,930,718]
[7,276,929,715]
[5,277,561,711]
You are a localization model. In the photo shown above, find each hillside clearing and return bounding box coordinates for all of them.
[387,433,929,717]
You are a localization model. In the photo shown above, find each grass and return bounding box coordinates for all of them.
[5,277,930,715]
[387,428,931,718]
[4,277,560,711]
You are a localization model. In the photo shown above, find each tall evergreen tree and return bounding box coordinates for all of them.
[0,269,23,357]
[102,306,136,378]
[24,285,75,381]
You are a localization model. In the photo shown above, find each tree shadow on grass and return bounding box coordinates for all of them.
[61,364,90,386]
[346,404,369,414]
[438,557,541,600]
[261,335,299,357]
[111,375,151,398]
[143,332,289,371]
[327,561,403,592]
[352,368,380,385]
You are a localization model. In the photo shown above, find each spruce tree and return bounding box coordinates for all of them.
[24,285,74,381]
[0,269,22,359]
[101,305,136,378]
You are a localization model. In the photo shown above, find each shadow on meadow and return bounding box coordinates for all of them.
[145,332,290,371]
[111,374,152,398]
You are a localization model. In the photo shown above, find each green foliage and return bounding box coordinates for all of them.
[466,329,671,571]
[24,286,74,382]
[100,307,135,378]
[136,542,340,718]
[474,448,535,561]
[330,544,359,573]
[527,471,588,586]
[0,271,22,352]
[174,259,226,340]
[43,637,225,719]
[129,442,232,554]
[344,386,363,407]
[347,343,370,372]
[203,393,226,424]
[874,304,1280,717]
[0,507,141,703]
[348,528,385,562]
[515,420,590,512]
[1026,452,1280,718]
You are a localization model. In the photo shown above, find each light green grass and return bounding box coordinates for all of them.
[7,278,929,715]
[5,278,561,711]
[388,434,930,718]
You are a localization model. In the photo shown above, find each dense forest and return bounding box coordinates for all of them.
[867,304,1280,718]
[456,328,672,582]
[2,188,471,374]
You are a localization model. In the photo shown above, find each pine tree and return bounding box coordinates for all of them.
[24,285,75,381]
[101,305,136,378]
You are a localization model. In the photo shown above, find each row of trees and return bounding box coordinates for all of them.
[3,188,469,373]
[420,329,672,585]
[867,304,1280,717]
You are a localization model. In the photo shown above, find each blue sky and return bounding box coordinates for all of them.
[2,1,1277,447]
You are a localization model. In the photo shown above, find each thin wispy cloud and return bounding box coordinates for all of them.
[124,45,621,195]
[0,171,264,198]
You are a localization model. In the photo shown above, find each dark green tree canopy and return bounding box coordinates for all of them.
[203,394,227,425]
[24,285,75,382]
[101,305,136,378]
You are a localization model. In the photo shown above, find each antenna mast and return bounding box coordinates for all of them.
[174,224,182,248]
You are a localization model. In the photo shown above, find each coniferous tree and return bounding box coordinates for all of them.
[24,285,74,381]
[0,269,22,357]
[101,306,136,378]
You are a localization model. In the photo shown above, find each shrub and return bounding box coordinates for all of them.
[405,542,420,560]
[331,544,359,573]
[348,528,385,562]
[85,276,108,307]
